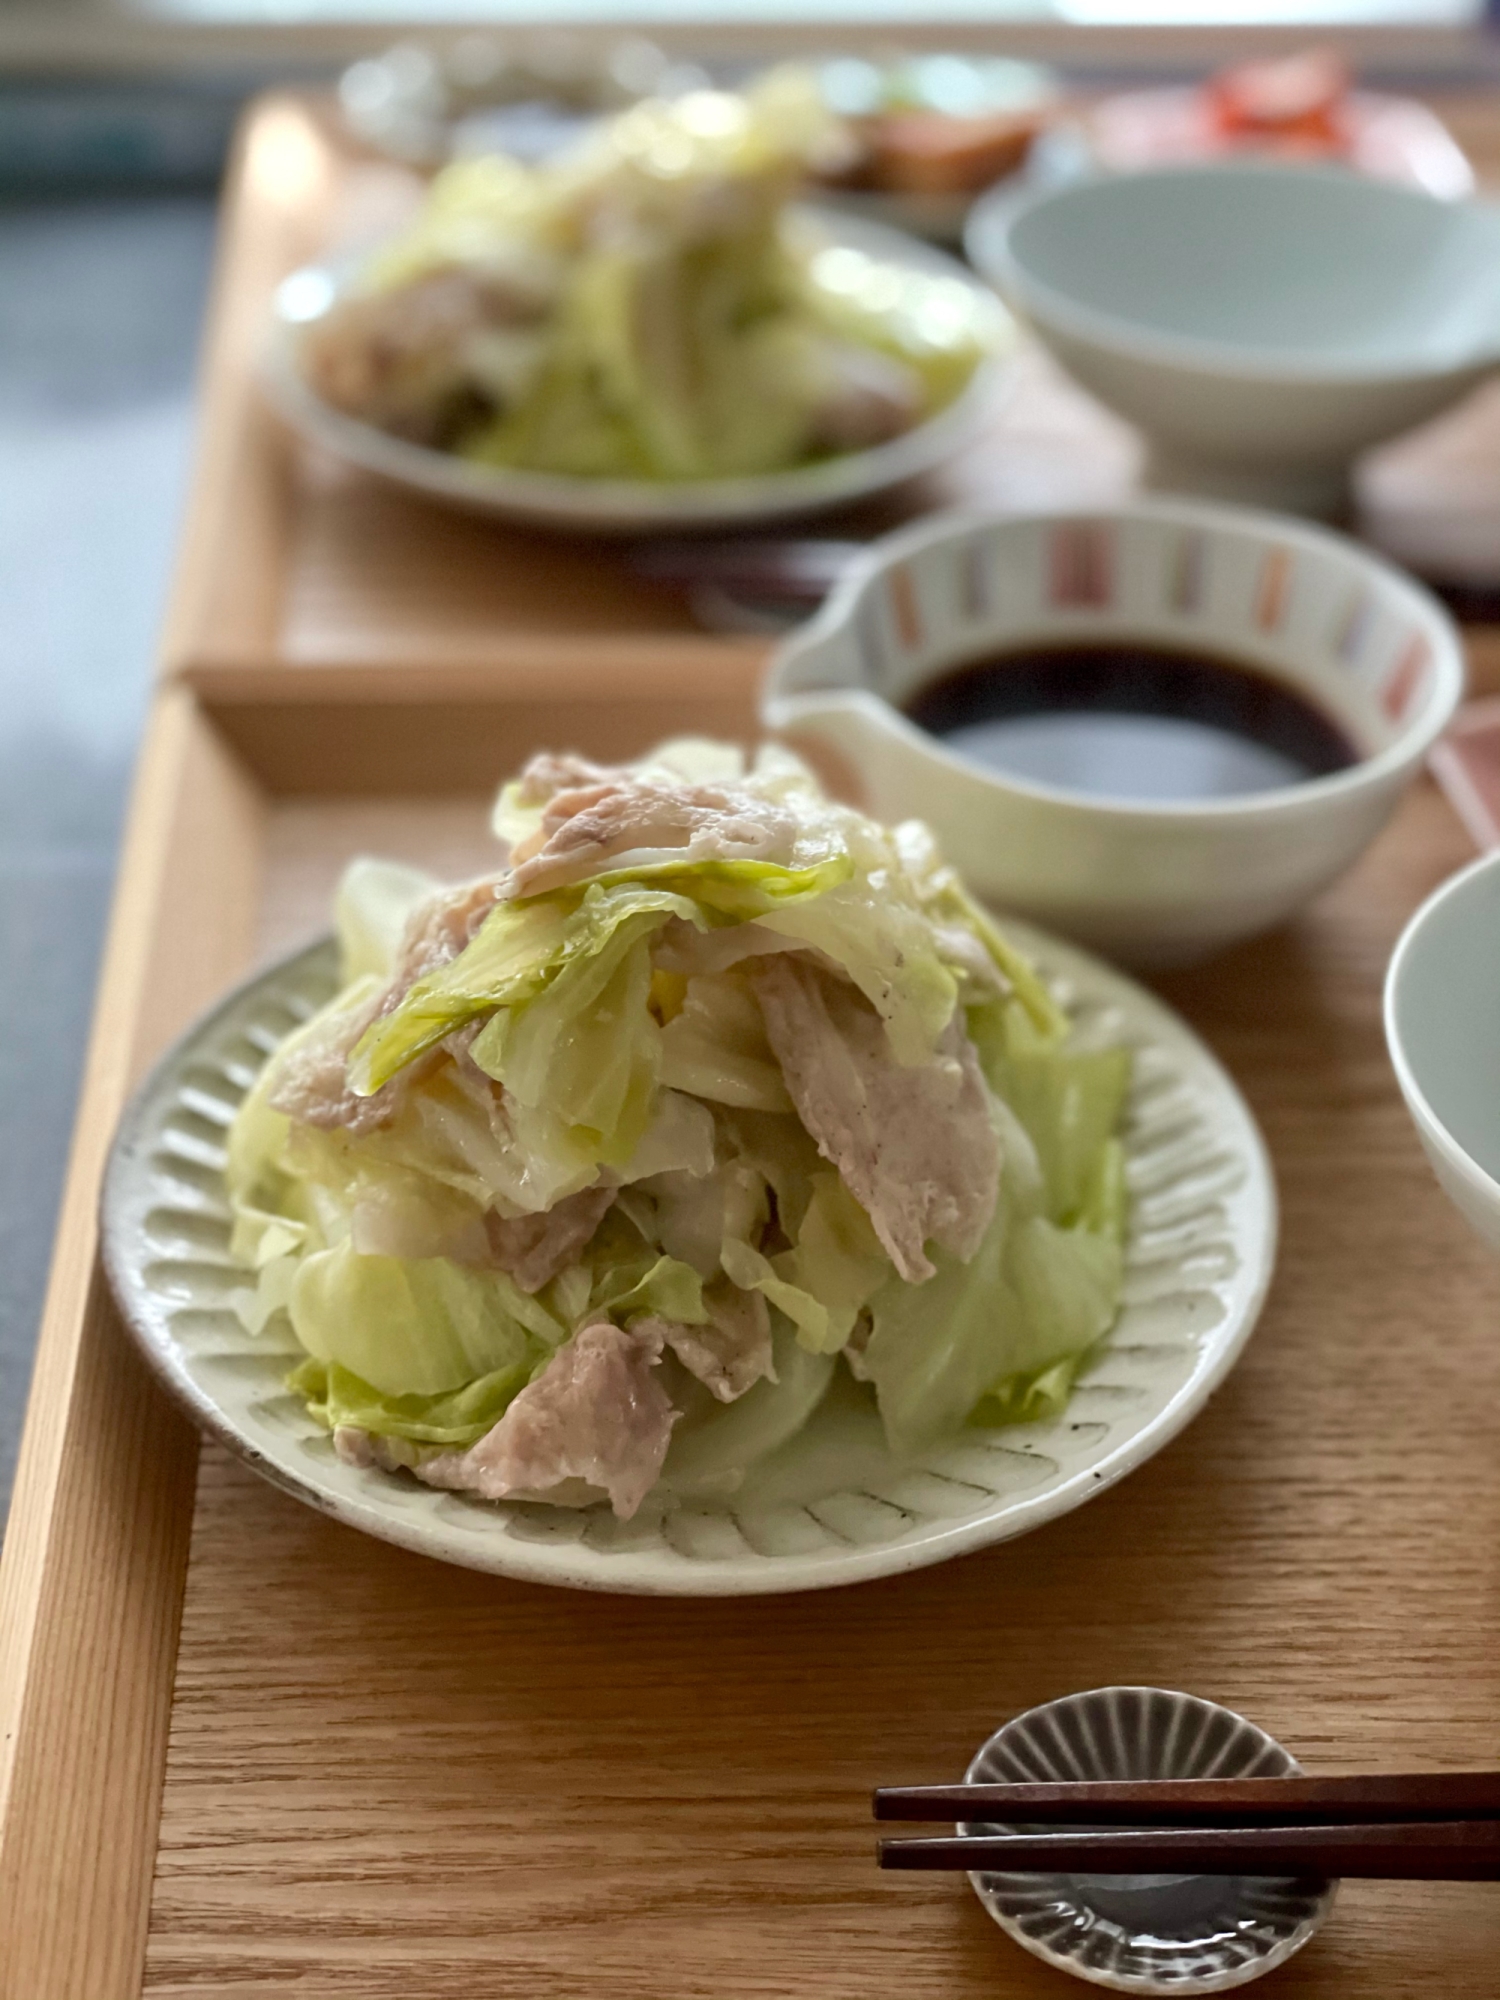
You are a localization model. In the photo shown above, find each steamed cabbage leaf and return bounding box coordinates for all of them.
[863,1174,1122,1457]
[723,1171,888,1355]
[350,882,704,1094]
[658,969,793,1113]
[862,1202,1015,1458]
[335,857,440,985]
[289,1241,560,1397]
[967,997,1131,1227]
[471,917,663,1166]
[663,1316,836,1495]
[593,1253,708,1325]
[291,1354,536,1449]
[756,875,958,1065]
[970,1351,1094,1429]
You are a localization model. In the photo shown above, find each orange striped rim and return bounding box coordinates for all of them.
[1381,633,1430,723]
[1255,547,1292,631]
[888,563,922,650]
[1049,523,1113,609]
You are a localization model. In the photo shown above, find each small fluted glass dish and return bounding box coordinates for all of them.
[964,1686,1337,1992]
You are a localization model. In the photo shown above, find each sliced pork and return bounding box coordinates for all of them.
[267,873,506,1135]
[302,260,558,442]
[264,985,407,1138]
[806,341,923,454]
[484,1181,616,1293]
[750,954,999,1284]
[639,1280,774,1403]
[407,1320,676,1518]
[506,767,801,900]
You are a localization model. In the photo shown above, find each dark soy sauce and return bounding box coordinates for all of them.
[903,641,1359,802]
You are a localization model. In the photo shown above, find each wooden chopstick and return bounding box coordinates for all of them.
[874,1771,1500,1827]
[878,1820,1500,1880]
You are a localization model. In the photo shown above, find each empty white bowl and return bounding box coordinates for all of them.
[763,498,1464,968]
[1385,850,1500,1253]
[966,162,1500,516]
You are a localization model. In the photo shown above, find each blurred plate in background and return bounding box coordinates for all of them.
[264,207,1018,535]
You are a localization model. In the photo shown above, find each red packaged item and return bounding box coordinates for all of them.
[1205,47,1350,152]
[1089,48,1472,198]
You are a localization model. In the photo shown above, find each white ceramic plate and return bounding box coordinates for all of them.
[262,209,1014,535]
[101,918,1275,1596]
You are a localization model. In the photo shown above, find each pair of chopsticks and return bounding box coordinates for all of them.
[875,1772,1500,1880]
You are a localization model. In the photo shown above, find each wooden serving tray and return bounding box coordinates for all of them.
[10,77,1500,2000]
[162,91,1500,693]
[5,667,1500,1998]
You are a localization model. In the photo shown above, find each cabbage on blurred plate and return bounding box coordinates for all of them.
[226,741,1131,1522]
[267,73,1011,528]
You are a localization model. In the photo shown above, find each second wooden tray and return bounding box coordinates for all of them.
[162,91,1500,690]
[5,665,1500,1998]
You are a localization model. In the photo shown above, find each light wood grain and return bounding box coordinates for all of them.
[4,673,1500,1996]
[0,691,266,2000]
[183,658,763,795]
[9,74,1500,2000]
[162,91,1500,693]
[155,101,323,673]
[99,694,1494,2000]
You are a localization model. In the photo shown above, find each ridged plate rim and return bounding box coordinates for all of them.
[101,917,1276,1596]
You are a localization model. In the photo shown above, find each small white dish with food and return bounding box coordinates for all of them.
[966,160,1500,517]
[264,77,1012,533]
[764,499,1463,967]
[103,740,1274,1594]
[1386,849,1500,1254]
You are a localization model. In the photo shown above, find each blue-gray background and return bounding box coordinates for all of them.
[0,196,217,1513]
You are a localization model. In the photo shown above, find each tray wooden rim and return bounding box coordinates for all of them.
[7,76,1500,2000]
[0,669,783,1994]
[1,635,1497,2000]
[159,89,1500,698]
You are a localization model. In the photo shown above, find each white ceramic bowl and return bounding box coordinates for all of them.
[1385,850,1500,1253]
[966,162,1500,516]
[762,499,1464,968]
[264,209,1013,536]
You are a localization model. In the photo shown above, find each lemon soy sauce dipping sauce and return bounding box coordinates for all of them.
[902,642,1359,802]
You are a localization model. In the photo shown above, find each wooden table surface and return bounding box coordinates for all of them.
[6,79,1500,2000]
[143,763,1500,1999]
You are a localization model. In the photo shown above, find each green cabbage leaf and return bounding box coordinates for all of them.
[862,1075,1126,1458]
[288,1241,561,1397]
[756,875,959,1065]
[593,1252,708,1325]
[471,916,663,1167]
[659,969,793,1113]
[349,882,704,1094]
[335,856,440,985]
[290,1355,536,1450]
[967,996,1131,1228]
[663,1316,837,1495]
[722,1171,888,1355]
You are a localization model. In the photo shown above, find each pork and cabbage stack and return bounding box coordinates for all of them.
[228,743,1130,1518]
[299,72,997,481]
